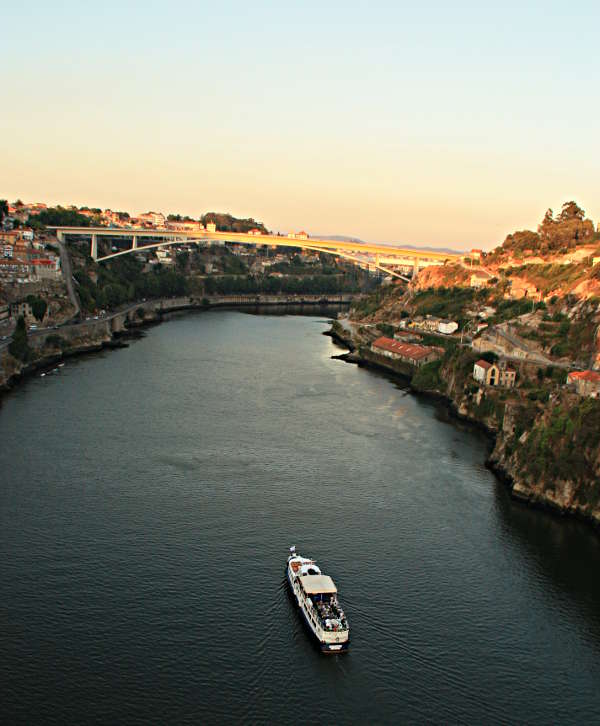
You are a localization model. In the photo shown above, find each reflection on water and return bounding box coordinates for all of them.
[1,311,599,725]
[493,479,600,637]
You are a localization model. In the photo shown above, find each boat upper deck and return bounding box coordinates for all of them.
[289,559,315,573]
[299,574,337,595]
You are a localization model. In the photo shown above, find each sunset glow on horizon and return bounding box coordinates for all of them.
[2,1,599,251]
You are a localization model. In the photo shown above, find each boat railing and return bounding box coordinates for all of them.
[304,598,348,634]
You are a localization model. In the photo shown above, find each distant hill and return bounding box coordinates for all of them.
[380,241,464,256]
[313,234,369,245]
[315,234,463,255]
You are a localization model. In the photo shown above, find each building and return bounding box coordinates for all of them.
[206,222,217,233]
[101,209,130,227]
[567,370,600,398]
[473,359,495,384]
[30,257,61,279]
[438,320,458,335]
[506,278,542,301]
[248,228,262,236]
[473,359,516,387]
[28,202,47,215]
[470,270,493,288]
[470,249,483,260]
[137,211,166,228]
[166,220,205,232]
[371,336,442,367]
[0,230,30,245]
[9,301,34,322]
[409,316,441,333]
[0,258,32,281]
[155,247,173,264]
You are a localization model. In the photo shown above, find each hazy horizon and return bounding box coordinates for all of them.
[2,1,598,250]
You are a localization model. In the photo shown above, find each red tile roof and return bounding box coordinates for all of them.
[372,336,435,361]
[475,359,493,370]
[568,370,600,383]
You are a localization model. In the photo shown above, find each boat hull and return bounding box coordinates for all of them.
[286,566,349,654]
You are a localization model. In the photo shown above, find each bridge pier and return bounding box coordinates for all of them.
[91,234,98,261]
[132,235,138,250]
[413,257,420,276]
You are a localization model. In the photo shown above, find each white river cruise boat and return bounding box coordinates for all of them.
[286,546,349,653]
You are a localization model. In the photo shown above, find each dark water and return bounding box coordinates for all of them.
[1,311,600,725]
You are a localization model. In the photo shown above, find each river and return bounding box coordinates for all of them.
[1,310,599,724]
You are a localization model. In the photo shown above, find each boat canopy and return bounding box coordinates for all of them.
[299,574,337,594]
[299,563,321,576]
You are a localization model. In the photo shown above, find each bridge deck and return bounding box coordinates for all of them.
[49,226,461,262]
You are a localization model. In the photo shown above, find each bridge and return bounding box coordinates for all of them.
[51,226,462,281]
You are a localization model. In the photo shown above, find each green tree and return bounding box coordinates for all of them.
[0,199,8,222]
[201,212,268,234]
[175,250,189,272]
[558,201,585,222]
[35,206,92,228]
[8,316,31,361]
[26,295,48,321]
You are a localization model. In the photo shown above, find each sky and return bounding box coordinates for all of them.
[2,1,599,250]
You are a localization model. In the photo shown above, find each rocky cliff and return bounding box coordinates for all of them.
[332,321,600,532]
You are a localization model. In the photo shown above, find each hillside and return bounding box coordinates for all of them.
[338,201,600,531]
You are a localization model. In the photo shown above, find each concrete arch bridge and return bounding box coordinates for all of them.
[52,226,461,281]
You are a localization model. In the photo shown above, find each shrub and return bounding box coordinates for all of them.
[44,334,66,349]
[8,317,30,361]
[412,359,443,392]
[376,323,395,337]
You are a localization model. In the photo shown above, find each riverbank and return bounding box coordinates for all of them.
[0,294,352,398]
[326,320,600,534]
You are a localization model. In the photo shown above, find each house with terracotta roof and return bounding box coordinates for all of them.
[567,370,600,398]
[30,257,61,279]
[371,336,441,367]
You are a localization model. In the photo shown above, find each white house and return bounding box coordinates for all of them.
[438,320,458,335]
